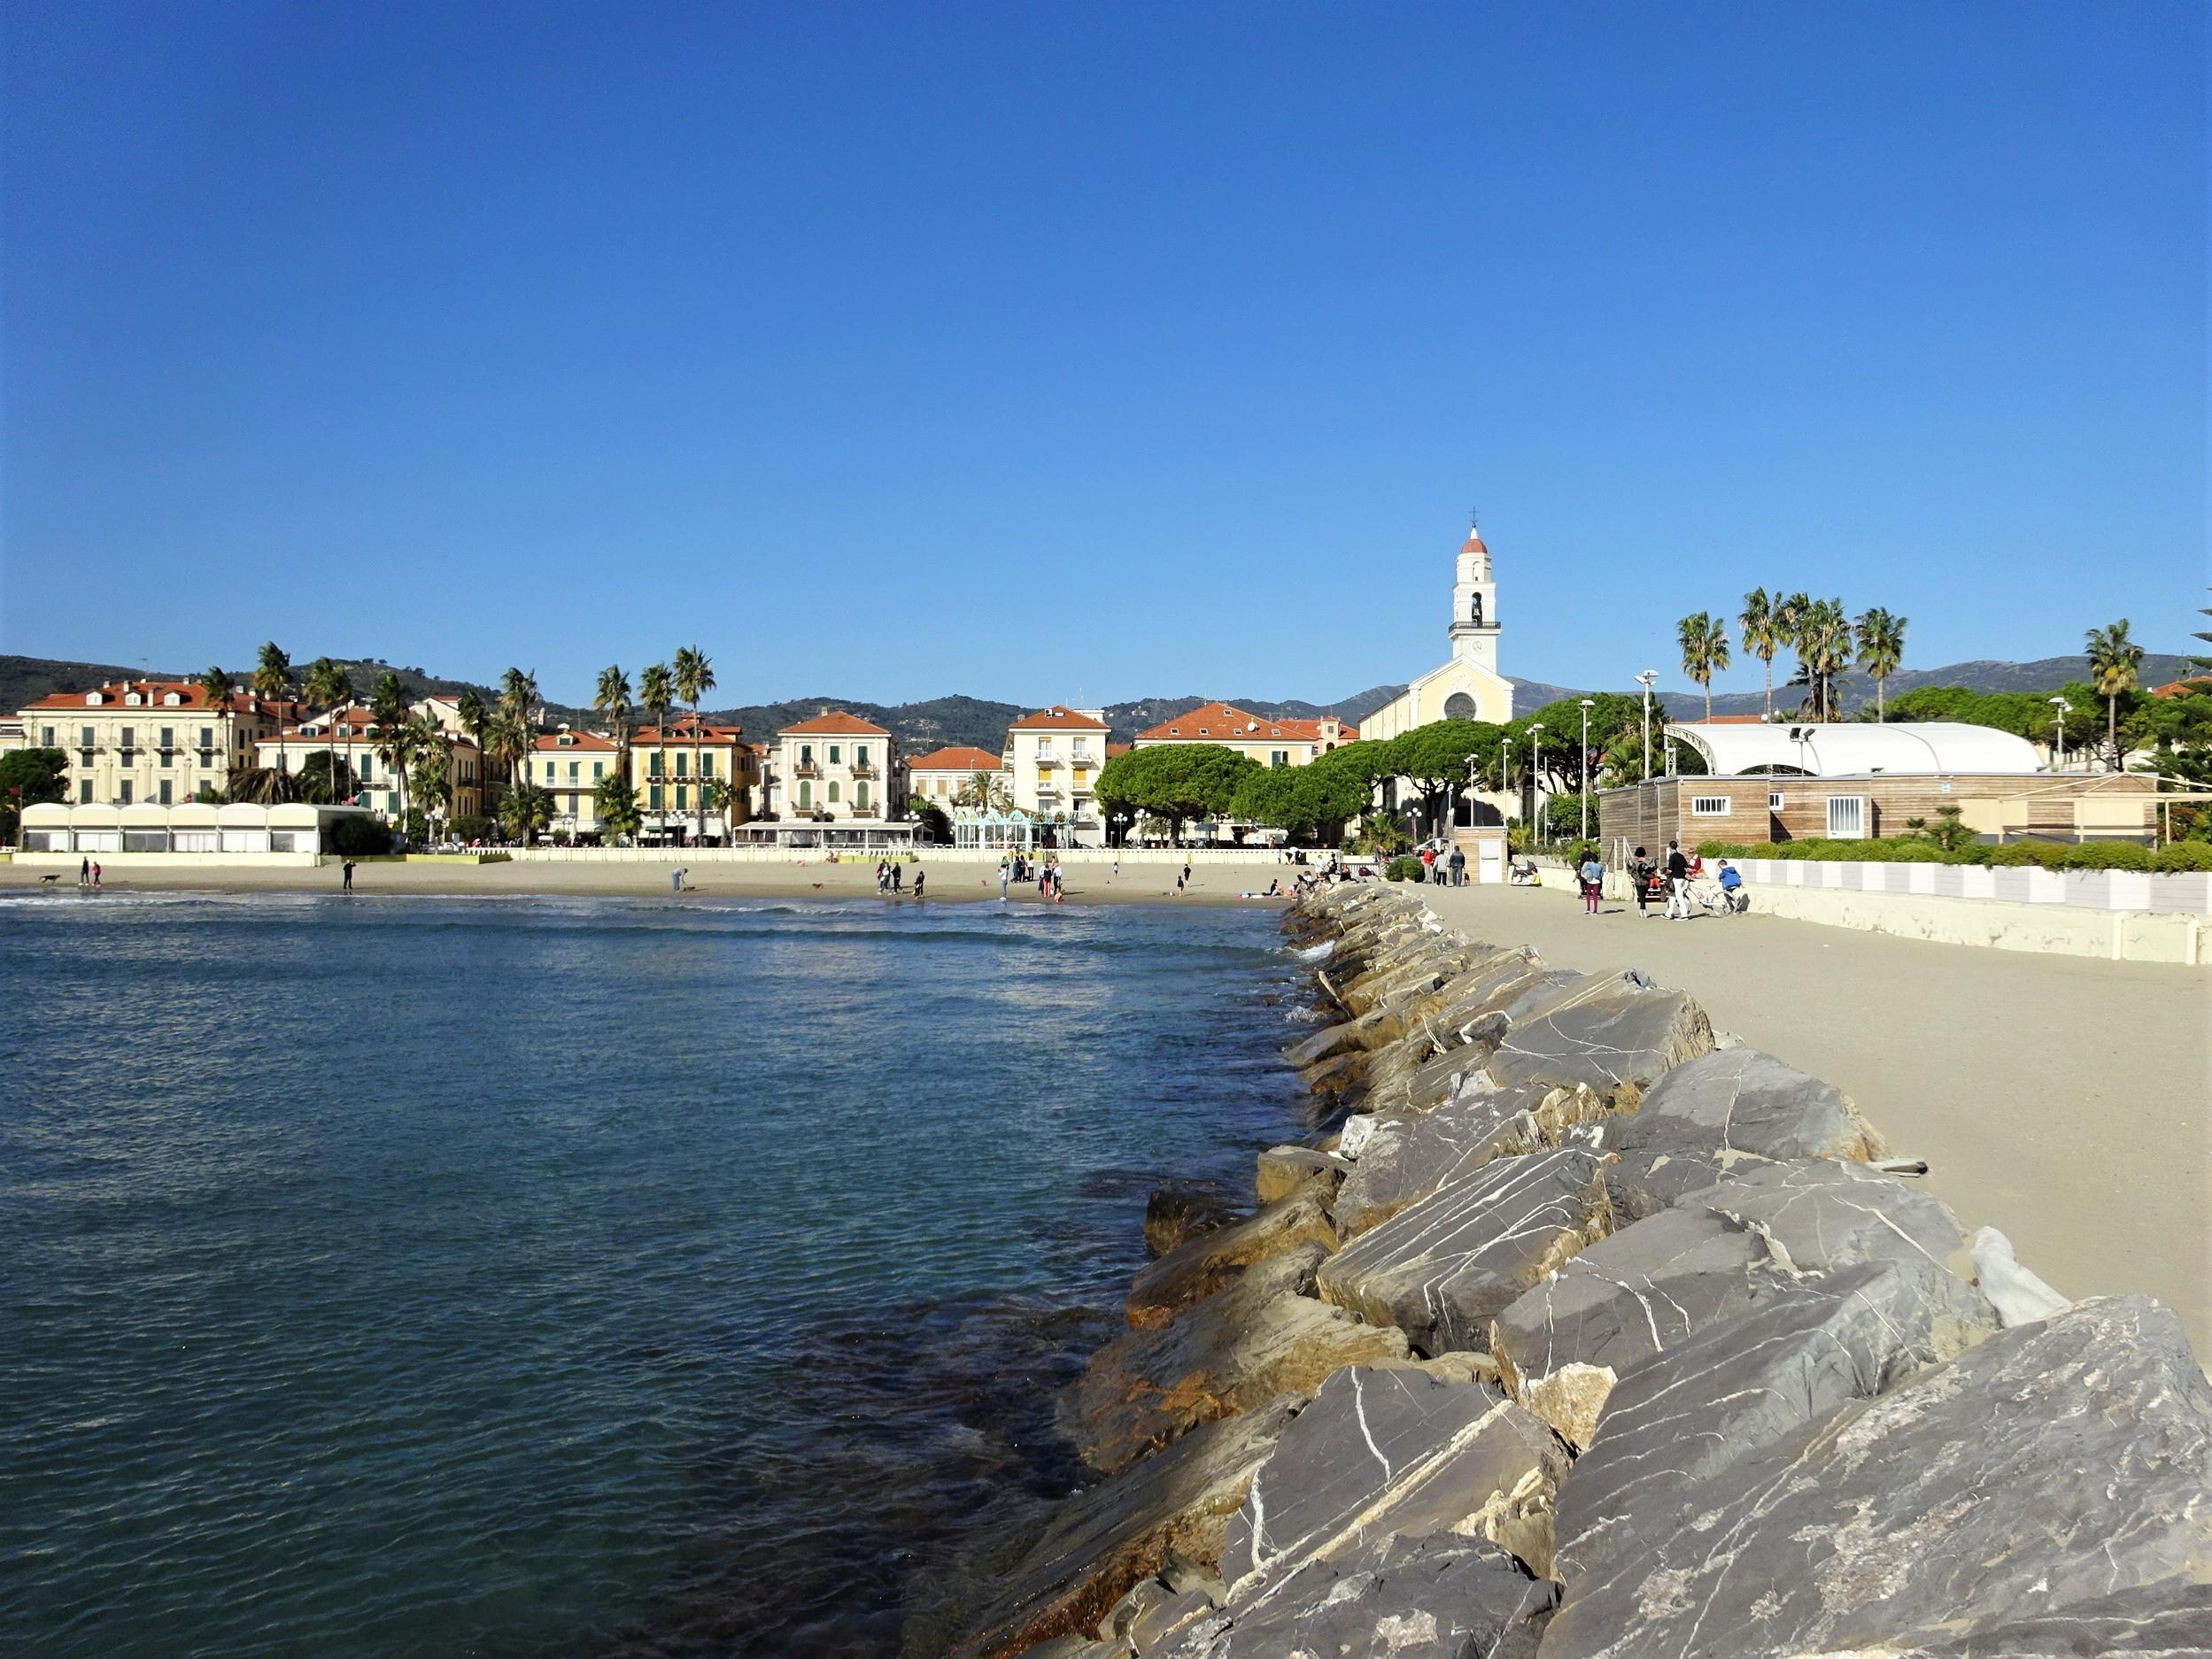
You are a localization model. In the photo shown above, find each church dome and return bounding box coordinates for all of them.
[1461,525,1489,559]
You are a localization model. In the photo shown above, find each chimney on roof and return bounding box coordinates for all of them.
[818,706,831,716]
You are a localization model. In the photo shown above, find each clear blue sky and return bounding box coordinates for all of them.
[4,2,2203,710]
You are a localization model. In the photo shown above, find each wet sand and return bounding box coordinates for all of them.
[1425,878,2212,1363]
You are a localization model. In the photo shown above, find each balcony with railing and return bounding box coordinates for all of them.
[792,761,822,779]
[849,761,878,779]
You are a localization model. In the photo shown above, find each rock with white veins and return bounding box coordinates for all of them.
[1550,1258,1997,1585]
[1154,1532,1555,1659]
[1600,1045,1883,1222]
[1334,1082,1611,1241]
[1315,1147,1611,1355]
[1216,1362,1569,1596]
[1490,1158,1988,1447]
[1535,1296,2212,1659]
[1479,975,1713,1108]
[1125,1189,1337,1326]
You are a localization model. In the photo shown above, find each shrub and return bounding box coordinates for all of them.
[2051,840,2155,871]
[1984,842,2040,866]
[1383,855,1426,883]
[327,814,393,857]
[450,815,493,845]
[2154,840,2212,873]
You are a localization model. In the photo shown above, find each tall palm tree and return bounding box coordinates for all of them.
[199,667,234,773]
[369,672,411,829]
[409,725,455,836]
[302,658,354,802]
[2085,619,2145,770]
[1854,608,1907,721]
[499,667,539,729]
[671,646,715,845]
[1775,591,1812,700]
[252,643,293,772]
[1738,589,1782,721]
[455,690,491,815]
[955,770,1013,813]
[638,661,674,837]
[593,665,633,760]
[1791,598,1856,721]
[1676,612,1732,724]
[487,709,533,833]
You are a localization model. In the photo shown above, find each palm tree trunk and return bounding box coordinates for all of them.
[2108,695,2118,771]
[1704,681,1713,723]
[1876,676,1885,722]
[1763,654,1773,721]
[692,705,704,846]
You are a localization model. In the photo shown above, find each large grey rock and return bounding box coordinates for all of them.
[1143,1182,1239,1258]
[1334,1082,1609,1240]
[1254,1146,1347,1207]
[1125,1190,1337,1325]
[1537,1297,2212,1659]
[1156,1532,1554,1659]
[1896,1581,2212,1655]
[1551,1259,1995,1583]
[1316,1148,1610,1355]
[1492,1158,1987,1447]
[1062,1246,1409,1475]
[1481,976,1713,1107]
[1218,1362,1567,1593]
[1601,1046,1883,1221]
[948,1397,1301,1659]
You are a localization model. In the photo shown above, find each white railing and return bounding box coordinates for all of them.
[1728,857,2209,917]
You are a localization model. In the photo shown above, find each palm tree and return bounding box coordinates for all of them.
[252,643,293,775]
[406,713,450,837]
[671,646,715,845]
[1676,612,1732,724]
[199,667,235,771]
[2085,620,2145,770]
[594,773,644,844]
[499,780,552,846]
[455,690,491,815]
[487,710,533,832]
[302,658,354,802]
[638,661,673,837]
[955,770,1013,813]
[369,672,412,830]
[1854,608,1907,721]
[593,665,633,760]
[703,776,736,837]
[1738,589,1782,721]
[499,667,540,729]
[1775,591,1812,699]
[1791,598,1856,721]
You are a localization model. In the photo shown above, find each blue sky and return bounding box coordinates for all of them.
[3,3,2202,709]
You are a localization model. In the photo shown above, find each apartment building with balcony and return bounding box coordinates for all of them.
[530,729,624,838]
[1004,706,1110,843]
[256,703,492,822]
[762,710,906,822]
[630,717,757,841]
[18,679,298,807]
[907,745,1011,806]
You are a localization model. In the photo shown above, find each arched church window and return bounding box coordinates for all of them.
[1443,692,1478,721]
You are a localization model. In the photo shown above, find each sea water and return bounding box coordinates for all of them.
[0,891,1311,1658]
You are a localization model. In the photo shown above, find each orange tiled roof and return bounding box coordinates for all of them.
[1009,705,1109,731]
[1136,702,1353,744]
[22,678,298,718]
[2152,676,2212,699]
[632,719,746,743]
[779,710,891,737]
[1106,741,1132,759]
[911,745,1009,772]
[530,729,622,752]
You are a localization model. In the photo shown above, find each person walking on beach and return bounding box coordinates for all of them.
[999,859,1011,900]
[1182,856,1193,890]
[1664,840,1691,921]
[342,860,355,893]
[1628,846,1655,916]
[892,861,903,893]
[1050,864,1063,900]
[78,856,89,888]
[912,868,925,900]
[1578,848,1605,915]
[672,866,684,894]
[91,861,102,890]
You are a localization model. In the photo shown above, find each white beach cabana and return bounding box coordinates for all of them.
[1667,721,2043,778]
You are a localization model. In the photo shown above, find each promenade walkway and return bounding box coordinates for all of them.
[1423,880,2212,1361]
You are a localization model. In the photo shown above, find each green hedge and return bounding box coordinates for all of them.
[1696,837,2212,874]
[1384,855,1427,883]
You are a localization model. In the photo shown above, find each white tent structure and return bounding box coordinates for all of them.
[951,806,1035,853]
[1667,721,2043,778]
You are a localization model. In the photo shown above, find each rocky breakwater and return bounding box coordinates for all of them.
[935,884,2212,1659]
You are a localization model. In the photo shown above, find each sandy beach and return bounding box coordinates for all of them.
[0,854,1300,908]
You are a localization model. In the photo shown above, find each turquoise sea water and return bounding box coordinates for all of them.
[0,892,1314,1659]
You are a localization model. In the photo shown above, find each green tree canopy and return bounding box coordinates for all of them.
[1094,745,1263,838]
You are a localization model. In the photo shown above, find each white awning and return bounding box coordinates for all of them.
[1668,721,2043,776]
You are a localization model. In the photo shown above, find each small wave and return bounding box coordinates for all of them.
[1291,940,1334,962]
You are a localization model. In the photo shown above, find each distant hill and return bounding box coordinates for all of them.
[4,650,2194,747]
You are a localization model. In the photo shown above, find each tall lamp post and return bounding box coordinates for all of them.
[1579,698,1596,841]
[2048,698,2070,771]
[1635,670,1658,781]
[1528,723,1545,843]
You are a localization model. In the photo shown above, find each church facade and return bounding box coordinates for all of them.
[1358,519,1515,740]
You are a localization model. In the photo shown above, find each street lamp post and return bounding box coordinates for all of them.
[2048,697,2070,770]
[1503,733,1515,824]
[1528,723,1545,844]
[1635,671,1658,781]
[1579,699,1595,842]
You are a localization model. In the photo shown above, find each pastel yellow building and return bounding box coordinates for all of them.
[256,703,491,822]
[19,678,298,807]
[531,729,624,838]
[1004,706,1110,843]
[630,718,757,841]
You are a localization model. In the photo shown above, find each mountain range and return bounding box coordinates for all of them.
[2,652,2193,755]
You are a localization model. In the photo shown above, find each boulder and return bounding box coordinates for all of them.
[1537,1297,2212,1659]
[1898,1581,2212,1656]
[1333,1083,1602,1240]
[1253,1146,1347,1207]
[1600,1046,1881,1221]
[1143,1183,1239,1259]
[1063,1246,1410,1475]
[1551,1258,1997,1583]
[1282,1010,1388,1069]
[1315,1148,1611,1355]
[947,1396,1301,1659]
[1491,1158,1988,1447]
[1217,1362,1568,1593]
[1151,1532,1555,1659]
[1125,1190,1337,1326]
[1968,1224,2072,1326]
[1481,976,1713,1107]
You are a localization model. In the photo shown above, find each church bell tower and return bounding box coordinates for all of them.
[1449,517,1500,675]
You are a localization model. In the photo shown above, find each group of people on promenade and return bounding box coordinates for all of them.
[1578,840,1743,919]
[1415,841,1468,885]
